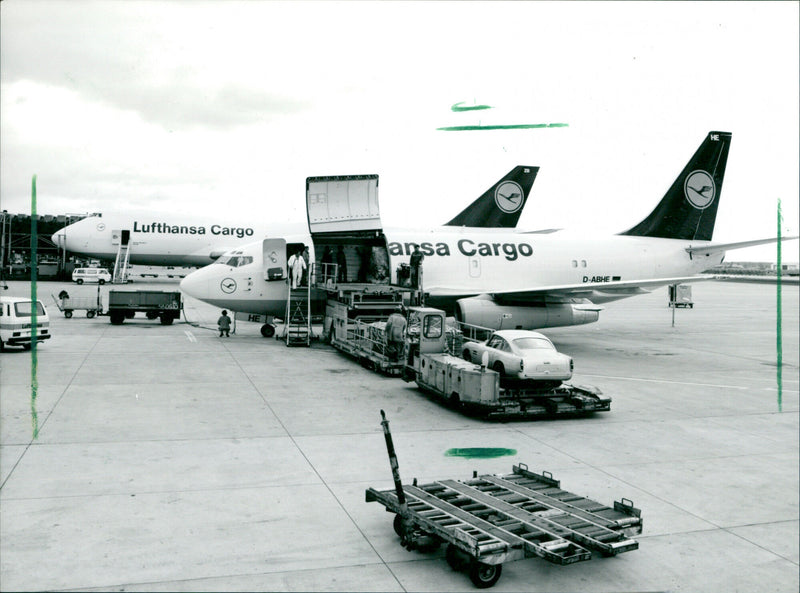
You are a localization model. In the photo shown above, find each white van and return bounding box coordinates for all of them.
[0,296,51,351]
[72,268,112,285]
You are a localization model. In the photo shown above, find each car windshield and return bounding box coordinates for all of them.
[14,302,46,317]
[513,337,555,351]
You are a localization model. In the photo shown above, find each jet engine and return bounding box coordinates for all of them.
[454,295,600,330]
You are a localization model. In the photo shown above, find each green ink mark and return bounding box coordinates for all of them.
[451,101,493,112]
[437,123,569,131]
[445,448,517,459]
[777,198,783,412]
[30,175,39,439]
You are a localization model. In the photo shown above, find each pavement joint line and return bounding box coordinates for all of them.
[48,560,406,593]
[225,349,408,592]
[0,321,106,492]
[505,430,798,539]
[581,374,754,389]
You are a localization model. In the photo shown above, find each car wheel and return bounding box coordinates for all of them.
[462,349,472,362]
[160,315,174,325]
[492,361,505,376]
[99,279,105,285]
[76,279,83,285]
[261,324,275,338]
[64,310,73,318]
[86,311,95,318]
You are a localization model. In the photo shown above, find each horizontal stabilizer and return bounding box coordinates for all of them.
[686,236,799,257]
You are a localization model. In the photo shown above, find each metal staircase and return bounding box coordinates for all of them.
[112,241,131,284]
[284,277,311,347]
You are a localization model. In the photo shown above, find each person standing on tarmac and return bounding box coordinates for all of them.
[410,244,424,289]
[218,310,232,337]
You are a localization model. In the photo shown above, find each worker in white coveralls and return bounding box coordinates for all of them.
[287,246,307,289]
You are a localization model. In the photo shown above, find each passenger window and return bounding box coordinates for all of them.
[423,315,442,339]
[581,260,587,267]
[571,260,577,268]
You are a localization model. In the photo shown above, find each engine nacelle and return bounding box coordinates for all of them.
[455,296,600,330]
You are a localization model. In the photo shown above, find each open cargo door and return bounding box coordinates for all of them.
[306,175,382,236]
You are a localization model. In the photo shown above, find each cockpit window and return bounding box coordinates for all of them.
[216,255,253,267]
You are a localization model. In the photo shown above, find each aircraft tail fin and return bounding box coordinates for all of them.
[620,131,731,241]
[445,166,539,227]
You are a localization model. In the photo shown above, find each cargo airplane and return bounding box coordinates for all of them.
[180,131,797,337]
[50,166,539,267]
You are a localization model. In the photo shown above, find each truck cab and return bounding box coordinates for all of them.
[0,296,51,351]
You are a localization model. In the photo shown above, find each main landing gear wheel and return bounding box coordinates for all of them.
[469,560,502,589]
[261,324,275,338]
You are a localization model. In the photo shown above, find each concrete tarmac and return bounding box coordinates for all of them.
[1,279,797,592]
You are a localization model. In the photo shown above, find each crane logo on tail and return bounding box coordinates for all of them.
[494,181,524,213]
[684,170,716,210]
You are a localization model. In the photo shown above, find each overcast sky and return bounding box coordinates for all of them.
[1,1,798,261]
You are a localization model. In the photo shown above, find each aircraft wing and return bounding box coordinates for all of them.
[426,276,713,302]
[686,236,799,257]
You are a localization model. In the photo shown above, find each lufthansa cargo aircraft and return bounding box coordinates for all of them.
[51,166,539,267]
[180,131,796,336]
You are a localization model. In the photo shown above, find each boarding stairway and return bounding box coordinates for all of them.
[284,278,311,347]
[112,241,131,284]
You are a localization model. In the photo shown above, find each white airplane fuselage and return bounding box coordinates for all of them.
[52,212,300,267]
[179,226,722,318]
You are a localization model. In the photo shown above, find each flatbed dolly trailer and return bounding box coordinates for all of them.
[403,307,611,419]
[106,290,182,325]
[367,412,642,588]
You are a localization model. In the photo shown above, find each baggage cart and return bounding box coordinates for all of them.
[51,290,103,319]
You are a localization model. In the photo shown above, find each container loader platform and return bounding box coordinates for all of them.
[367,411,642,588]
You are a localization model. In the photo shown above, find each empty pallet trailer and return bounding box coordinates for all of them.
[366,413,642,588]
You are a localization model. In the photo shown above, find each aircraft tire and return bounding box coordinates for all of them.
[261,324,275,338]
[160,315,174,325]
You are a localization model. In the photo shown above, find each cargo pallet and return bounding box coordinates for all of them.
[367,412,641,588]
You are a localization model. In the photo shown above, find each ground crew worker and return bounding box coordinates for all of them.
[410,244,424,289]
[288,246,307,289]
[218,310,231,337]
[336,245,348,283]
[384,307,407,362]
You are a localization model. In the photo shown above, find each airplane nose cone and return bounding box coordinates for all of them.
[179,272,206,299]
[52,229,66,248]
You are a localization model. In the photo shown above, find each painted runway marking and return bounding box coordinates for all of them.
[581,374,750,390]
[184,331,197,342]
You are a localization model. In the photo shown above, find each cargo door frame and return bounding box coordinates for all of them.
[306,174,390,285]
